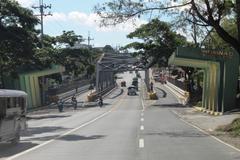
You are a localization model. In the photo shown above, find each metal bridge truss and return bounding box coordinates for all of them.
[96,53,138,92]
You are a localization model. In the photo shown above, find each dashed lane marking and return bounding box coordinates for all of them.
[139,139,144,148]
[140,125,144,130]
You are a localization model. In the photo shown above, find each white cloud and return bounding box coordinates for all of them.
[16,0,35,8]
[69,11,147,32]
[46,11,147,33]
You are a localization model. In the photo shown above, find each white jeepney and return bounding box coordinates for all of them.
[0,89,27,143]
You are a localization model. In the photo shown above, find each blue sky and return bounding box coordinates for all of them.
[17,0,147,48]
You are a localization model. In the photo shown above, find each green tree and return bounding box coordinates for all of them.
[203,18,237,50]
[124,19,188,67]
[54,48,95,77]
[103,45,115,53]
[0,0,40,87]
[55,30,84,47]
[94,0,240,54]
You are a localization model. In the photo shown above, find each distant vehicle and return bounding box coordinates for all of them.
[0,89,27,143]
[127,86,137,96]
[121,81,126,87]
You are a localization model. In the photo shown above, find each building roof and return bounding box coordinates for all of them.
[0,89,27,97]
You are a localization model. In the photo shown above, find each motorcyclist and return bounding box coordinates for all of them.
[71,95,77,110]
[98,95,103,107]
[57,99,64,112]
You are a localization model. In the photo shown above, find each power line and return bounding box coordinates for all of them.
[32,0,52,47]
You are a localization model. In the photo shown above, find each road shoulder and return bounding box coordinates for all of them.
[151,81,240,150]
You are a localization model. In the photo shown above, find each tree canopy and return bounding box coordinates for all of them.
[0,0,40,76]
[0,0,98,88]
[94,0,240,54]
[124,19,188,67]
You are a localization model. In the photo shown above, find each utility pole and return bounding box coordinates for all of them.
[87,31,94,48]
[32,0,52,48]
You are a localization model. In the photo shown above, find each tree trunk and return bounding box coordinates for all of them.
[213,23,240,54]
[236,0,240,42]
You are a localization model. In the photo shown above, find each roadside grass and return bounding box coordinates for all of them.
[216,118,240,136]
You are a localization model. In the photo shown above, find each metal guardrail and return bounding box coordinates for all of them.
[27,84,117,113]
[167,77,188,91]
[47,80,90,95]
[96,85,116,97]
[87,84,117,102]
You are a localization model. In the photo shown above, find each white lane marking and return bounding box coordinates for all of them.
[7,111,111,160]
[141,98,145,111]
[141,118,144,122]
[139,139,144,148]
[140,125,144,130]
[6,94,126,160]
[171,110,240,153]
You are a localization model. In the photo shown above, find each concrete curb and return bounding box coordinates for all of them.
[194,106,223,116]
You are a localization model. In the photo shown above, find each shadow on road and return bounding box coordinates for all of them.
[155,87,167,98]
[22,126,70,137]
[27,114,71,120]
[58,134,106,141]
[146,131,207,138]
[22,134,106,142]
[0,142,38,158]
[152,103,186,108]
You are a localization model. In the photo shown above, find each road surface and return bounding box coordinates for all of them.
[1,71,240,160]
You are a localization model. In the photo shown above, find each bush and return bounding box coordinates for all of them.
[149,92,158,100]
[216,118,240,136]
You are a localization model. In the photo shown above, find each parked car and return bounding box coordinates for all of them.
[127,86,137,95]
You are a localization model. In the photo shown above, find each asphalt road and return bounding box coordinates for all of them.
[1,71,240,160]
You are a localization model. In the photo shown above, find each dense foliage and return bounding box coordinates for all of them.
[0,0,98,88]
[94,0,240,54]
[0,0,40,77]
[124,19,188,67]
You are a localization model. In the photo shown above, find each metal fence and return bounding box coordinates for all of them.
[47,79,90,96]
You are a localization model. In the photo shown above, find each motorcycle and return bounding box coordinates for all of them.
[98,97,103,107]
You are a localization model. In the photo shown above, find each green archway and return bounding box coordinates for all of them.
[169,47,239,114]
